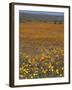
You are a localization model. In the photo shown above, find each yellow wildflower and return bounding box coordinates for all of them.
[20,75,24,78]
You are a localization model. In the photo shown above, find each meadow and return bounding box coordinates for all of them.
[19,22,64,79]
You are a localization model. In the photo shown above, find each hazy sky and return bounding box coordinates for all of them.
[19,10,64,16]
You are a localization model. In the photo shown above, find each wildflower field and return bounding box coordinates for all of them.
[19,19,64,79]
[19,47,64,79]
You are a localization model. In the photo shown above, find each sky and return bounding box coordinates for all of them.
[19,10,64,16]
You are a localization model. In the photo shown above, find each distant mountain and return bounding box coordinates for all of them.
[19,10,64,23]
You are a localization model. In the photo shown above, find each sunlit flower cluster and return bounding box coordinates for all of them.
[19,47,64,79]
